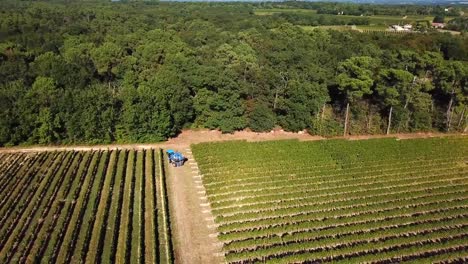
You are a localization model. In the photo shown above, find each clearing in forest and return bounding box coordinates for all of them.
[192,136,468,263]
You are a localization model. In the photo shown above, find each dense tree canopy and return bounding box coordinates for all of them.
[0,1,467,146]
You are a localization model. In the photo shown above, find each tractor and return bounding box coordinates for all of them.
[166,149,186,167]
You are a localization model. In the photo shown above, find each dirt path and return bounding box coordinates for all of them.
[165,149,224,264]
[0,129,464,153]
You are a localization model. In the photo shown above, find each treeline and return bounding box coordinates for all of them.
[0,2,467,146]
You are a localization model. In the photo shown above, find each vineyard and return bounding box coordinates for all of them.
[192,137,468,263]
[0,149,172,264]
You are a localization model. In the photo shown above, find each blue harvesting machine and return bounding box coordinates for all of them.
[166,149,186,167]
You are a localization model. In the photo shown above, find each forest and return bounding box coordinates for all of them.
[0,1,467,146]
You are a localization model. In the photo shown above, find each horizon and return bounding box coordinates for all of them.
[159,0,467,5]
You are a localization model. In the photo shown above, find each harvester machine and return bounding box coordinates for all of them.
[166,149,186,167]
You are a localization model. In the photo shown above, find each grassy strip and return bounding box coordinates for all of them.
[225,214,467,261]
[0,152,49,220]
[203,156,459,187]
[102,150,128,263]
[40,151,92,263]
[216,181,467,224]
[11,151,75,262]
[0,153,23,183]
[209,169,466,206]
[144,149,158,264]
[55,151,102,263]
[0,153,29,196]
[224,209,467,253]
[206,161,461,197]
[10,151,76,262]
[22,152,83,263]
[279,230,468,263]
[254,8,317,16]
[0,154,64,256]
[0,154,37,205]
[130,150,144,263]
[116,150,135,264]
[237,228,467,263]
[419,246,468,263]
[215,182,467,222]
[85,150,119,263]
[0,152,68,261]
[70,150,110,263]
[158,149,173,263]
[217,195,467,239]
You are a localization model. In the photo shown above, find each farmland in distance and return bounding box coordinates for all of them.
[192,137,468,263]
[0,149,172,264]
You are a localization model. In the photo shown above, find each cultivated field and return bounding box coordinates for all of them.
[255,8,454,24]
[0,149,172,264]
[256,8,457,33]
[254,8,318,16]
[193,137,468,263]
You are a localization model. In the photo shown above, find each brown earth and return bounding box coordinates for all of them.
[165,150,224,264]
[0,129,464,153]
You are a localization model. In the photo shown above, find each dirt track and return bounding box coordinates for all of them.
[0,129,464,153]
[166,149,224,264]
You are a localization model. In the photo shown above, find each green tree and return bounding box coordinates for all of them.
[90,42,124,88]
[0,42,29,85]
[119,68,192,142]
[194,88,246,133]
[337,56,377,136]
[215,42,258,83]
[0,81,25,146]
[434,60,467,131]
[67,85,118,144]
[248,102,276,132]
[24,77,61,144]
[376,69,414,134]
[276,78,328,132]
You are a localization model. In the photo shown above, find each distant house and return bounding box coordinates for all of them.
[390,24,412,32]
[432,23,446,29]
[391,25,404,31]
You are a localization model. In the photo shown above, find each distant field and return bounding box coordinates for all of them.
[301,25,389,33]
[255,8,455,26]
[193,137,468,263]
[302,24,460,35]
[356,25,393,31]
[301,25,354,31]
[348,14,455,25]
[0,149,172,264]
[254,8,318,16]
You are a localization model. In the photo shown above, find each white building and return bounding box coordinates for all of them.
[390,25,412,32]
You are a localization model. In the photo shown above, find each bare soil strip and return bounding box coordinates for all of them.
[0,130,465,153]
[165,151,225,264]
